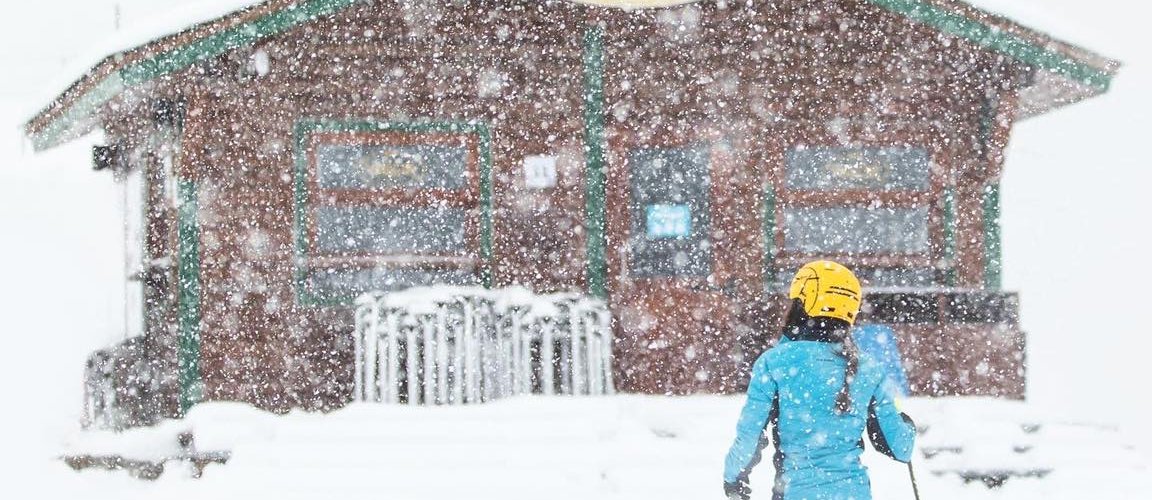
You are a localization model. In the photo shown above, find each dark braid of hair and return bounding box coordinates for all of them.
[781,299,858,414]
[834,328,859,415]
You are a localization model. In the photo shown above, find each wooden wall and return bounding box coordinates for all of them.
[103,0,1029,410]
[596,0,1026,395]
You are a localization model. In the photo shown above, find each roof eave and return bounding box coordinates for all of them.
[865,0,1119,115]
[25,0,1122,151]
[1016,68,1119,120]
[24,0,360,152]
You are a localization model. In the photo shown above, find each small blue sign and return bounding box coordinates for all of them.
[646,204,692,239]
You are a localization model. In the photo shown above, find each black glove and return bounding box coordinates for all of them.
[724,480,751,500]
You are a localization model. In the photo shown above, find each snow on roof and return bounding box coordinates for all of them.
[23,0,1120,151]
[24,0,363,151]
[22,0,261,136]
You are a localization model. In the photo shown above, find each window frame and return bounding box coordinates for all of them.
[767,134,947,291]
[293,119,493,306]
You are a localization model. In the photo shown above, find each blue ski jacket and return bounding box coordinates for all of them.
[723,338,916,500]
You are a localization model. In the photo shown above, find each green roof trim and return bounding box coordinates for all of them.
[119,0,357,84]
[30,0,1115,151]
[31,73,125,151]
[30,0,357,151]
[866,0,1112,91]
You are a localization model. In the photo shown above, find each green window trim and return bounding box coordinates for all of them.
[976,95,1001,290]
[771,144,940,289]
[582,25,608,299]
[292,119,494,307]
[983,182,1002,290]
[177,179,203,414]
[942,187,957,287]
[763,185,777,288]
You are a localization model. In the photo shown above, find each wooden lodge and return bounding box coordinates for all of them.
[25,0,1118,426]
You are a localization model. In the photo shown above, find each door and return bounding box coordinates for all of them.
[605,131,756,394]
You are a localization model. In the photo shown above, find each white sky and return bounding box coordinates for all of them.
[0,0,1148,444]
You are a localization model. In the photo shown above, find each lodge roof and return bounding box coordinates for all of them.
[24,0,1120,151]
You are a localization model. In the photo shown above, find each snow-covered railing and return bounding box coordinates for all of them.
[82,336,177,430]
[353,286,615,404]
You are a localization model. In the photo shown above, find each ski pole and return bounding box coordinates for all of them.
[908,461,922,500]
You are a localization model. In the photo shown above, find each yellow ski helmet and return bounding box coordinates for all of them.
[788,260,863,325]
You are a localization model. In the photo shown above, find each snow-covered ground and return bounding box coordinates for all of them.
[33,396,1152,500]
[3,0,1152,499]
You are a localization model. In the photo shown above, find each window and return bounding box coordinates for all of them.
[316,143,470,190]
[769,145,938,290]
[312,206,469,255]
[294,121,492,305]
[782,206,930,255]
[785,146,931,191]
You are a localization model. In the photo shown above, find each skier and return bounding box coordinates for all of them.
[723,261,916,500]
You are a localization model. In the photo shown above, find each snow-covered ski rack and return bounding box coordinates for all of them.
[353,286,615,404]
